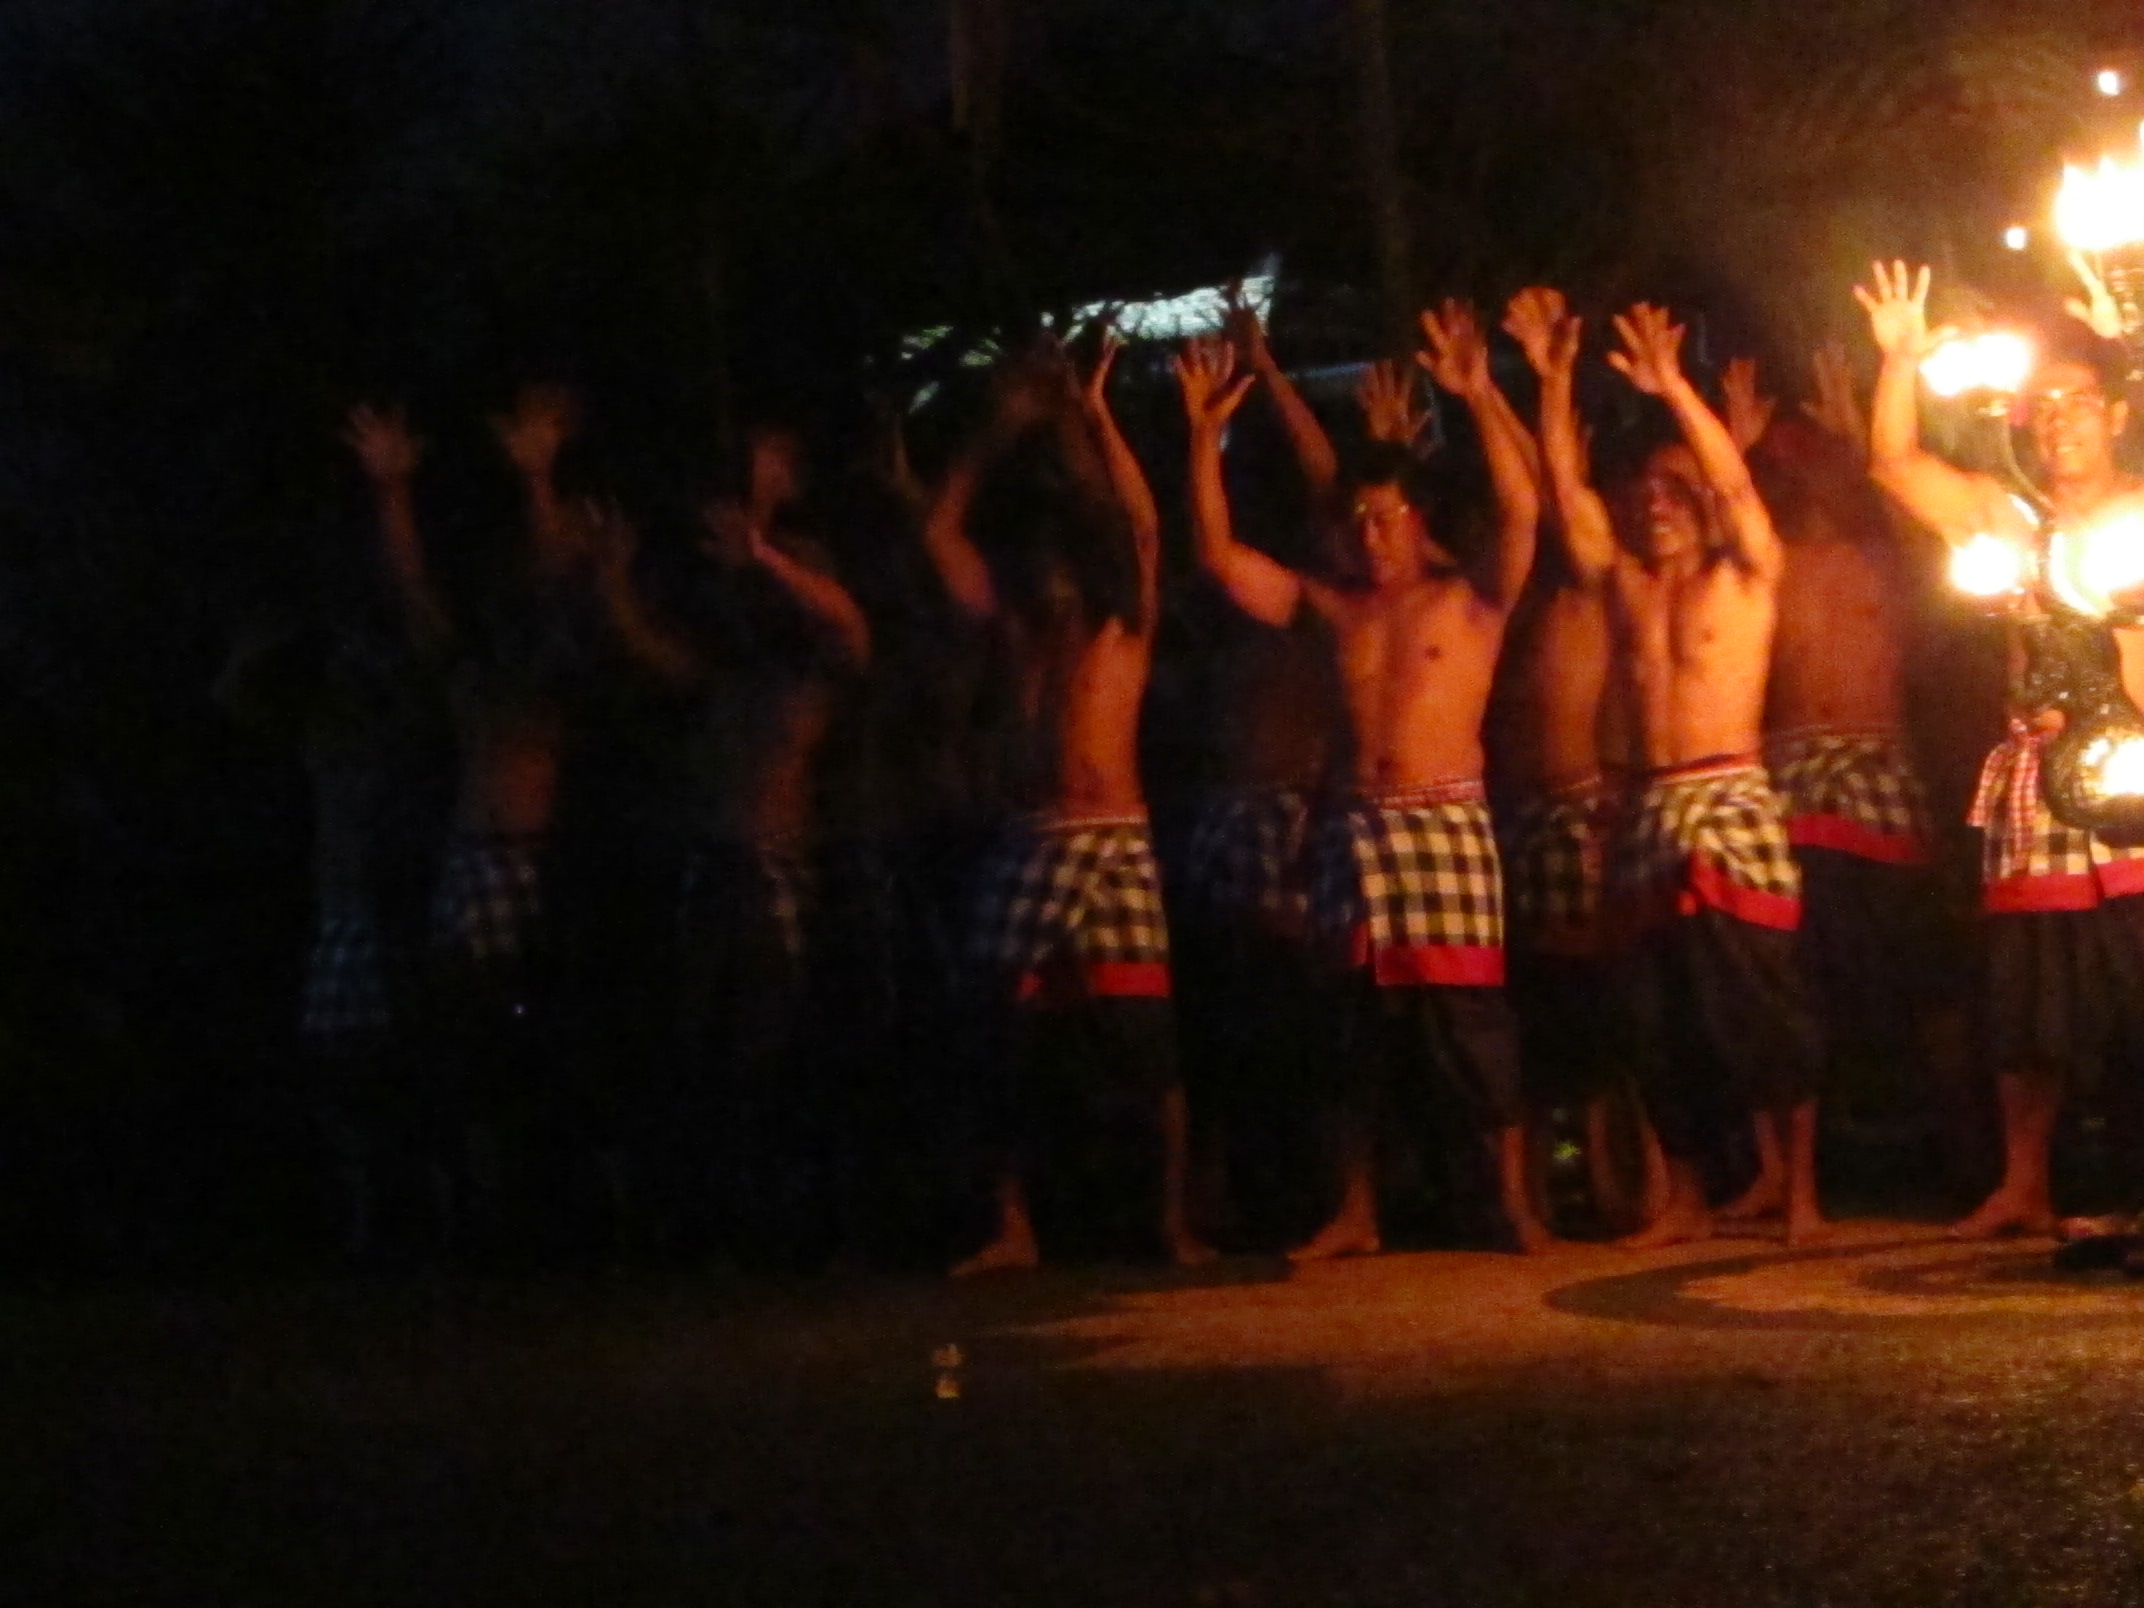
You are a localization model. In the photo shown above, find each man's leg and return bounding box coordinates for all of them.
[1720,1114,1787,1221]
[1424,985,1556,1254]
[951,999,1043,1276]
[1951,1069,2062,1238]
[1617,925,1715,1250]
[1099,995,1216,1267]
[1291,971,1384,1261]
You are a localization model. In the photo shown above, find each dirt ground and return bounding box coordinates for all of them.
[15,1220,2144,1606]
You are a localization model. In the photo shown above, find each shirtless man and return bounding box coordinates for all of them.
[226,403,451,1262]
[1496,288,1669,1233]
[1573,305,1825,1249]
[1175,299,1346,1244]
[1182,300,1551,1257]
[1857,261,2144,1238]
[930,340,1211,1274]
[416,384,603,1257]
[1734,349,1938,1220]
[591,427,873,1266]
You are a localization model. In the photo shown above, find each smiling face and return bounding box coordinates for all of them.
[2025,359,2128,489]
[1621,442,1709,563]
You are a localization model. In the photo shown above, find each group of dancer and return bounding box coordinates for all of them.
[231,257,2144,1272]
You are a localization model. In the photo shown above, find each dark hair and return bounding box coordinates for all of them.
[2034,321,2130,397]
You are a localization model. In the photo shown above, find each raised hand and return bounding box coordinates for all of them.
[748,428,805,518]
[1501,287,1570,377]
[1803,340,1866,446]
[1356,360,1429,447]
[1224,281,1278,374]
[1606,303,1688,396]
[1416,299,1492,397]
[1079,317,1123,415]
[1721,356,1775,453]
[577,498,640,585]
[342,403,423,482]
[491,383,578,477]
[2065,248,2126,341]
[1852,262,1951,360]
[990,343,1072,432]
[1174,336,1255,436]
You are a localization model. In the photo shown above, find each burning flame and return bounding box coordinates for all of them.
[2084,733,2144,800]
[2048,511,2144,617]
[1920,332,2035,398]
[2055,126,2144,252]
[1949,532,2030,598]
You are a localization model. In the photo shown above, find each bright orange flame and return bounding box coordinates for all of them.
[2056,126,2144,251]
[1920,332,2035,398]
[2049,511,2144,617]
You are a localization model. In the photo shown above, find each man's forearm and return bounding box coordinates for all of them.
[1258,362,1338,498]
[759,545,872,668]
[1539,369,1616,580]
[1867,349,1925,477]
[373,479,451,647]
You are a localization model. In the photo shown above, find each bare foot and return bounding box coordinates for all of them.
[1781,1207,1832,1249]
[1717,1176,1785,1223]
[1169,1234,1222,1269]
[1288,1215,1381,1262]
[950,1229,1040,1278]
[1511,1219,1564,1255]
[1616,1208,1713,1252]
[1948,1191,2057,1241]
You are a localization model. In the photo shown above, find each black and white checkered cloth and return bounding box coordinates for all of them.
[1764,727,1931,861]
[680,834,820,965]
[300,900,409,1044]
[1611,760,1801,934]
[1969,723,2144,909]
[1306,782,1505,969]
[1182,786,1313,933]
[429,833,546,965]
[1498,776,1610,955]
[967,812,1170,983]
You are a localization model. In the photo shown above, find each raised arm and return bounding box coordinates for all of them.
[1078,329,1163,624]
[1420,299,1540,606]
[342,403,451,654]
[751,529,872,670]
[581,501,704,688]
[1504,289,1618,586]
[1802,339,1867,460]
[1230,291,1338,501]
[1853,262,2023,545]
[491,384,580,577]
[1720,357,1776,456]
[1176,337,1311,628]
[1607,303,1778,577]
[918,363,1058,620]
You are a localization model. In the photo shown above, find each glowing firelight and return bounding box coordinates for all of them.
[1949,532,2031,598]
[2084,733,2144,800]
[2004,225,2030,251]
[2048,511,2144,618]
[2100,69,2126,98]
[1920,331,2035,398]
[2055,127,2144,252]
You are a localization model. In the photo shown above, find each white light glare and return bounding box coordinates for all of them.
[2004,225,2030,251]
[2100,69,2125,98]
[1920,331,2035,398]
[1949,532,2029,598]
[2086,733,2144,799]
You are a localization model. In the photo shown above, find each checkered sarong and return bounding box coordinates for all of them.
[680,834,820,965]
[1765,727,1932,866]
[301,899,411,1044]
[429,833,545,965]
[1499,776,1610,958]
[1182,786,1312,935]
[1611,759,1801,936]
[1306,780,1505,987]
[1969,724,2144,911]
[968,812,1171,999]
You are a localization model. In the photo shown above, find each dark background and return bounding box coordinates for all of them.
[0,0,2136,1270]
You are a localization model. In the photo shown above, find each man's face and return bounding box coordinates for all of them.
[2026,360,2127,485]
[1625,443,1707,561]
[1352,482,1432,588]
